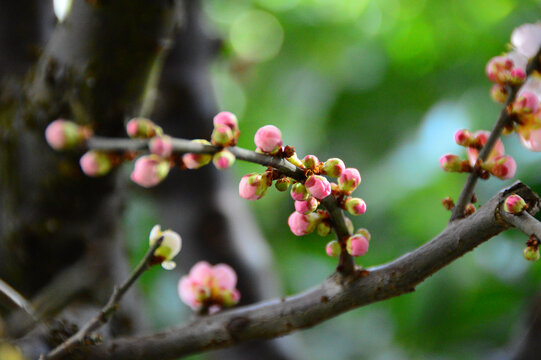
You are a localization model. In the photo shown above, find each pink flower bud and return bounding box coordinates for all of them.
[320,158,345,177]
[288,211,321,236]
[511,23,541,58]
[346,234,369,257]
[485,56,514,83]
[45,119,91,150]
[512,92,539,114]
[467,130,505,166]
[239,173,269,200]
[290,182,309,201]
[344,197,367,216]
[483,155,517,180]
[325,240,341,257]
[317,221,332,236]
[254,125,283,154]
[213,149,236,169]
[439,154,462,172]
[213,111,239,134]
[302,155,319,170]
[182,140,212,169]
[126,118,161,138]
[355,228,371,241]
[504,194,527,214]
[178,261,240,311]
[130,155,170,188]
[221,289,241,308]
[338,168,361,193]
[509,68,526,85]
[295,197,319,214]
[79,150,112,177]
[149,136,173,157]
[305,175,331,200]
[490,83,508,104]
[211,124,234,147]
[454,129,473,147]
[275,177,291,192]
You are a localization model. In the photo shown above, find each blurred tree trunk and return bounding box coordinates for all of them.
[1,0,177,354]
[0,0,295,358]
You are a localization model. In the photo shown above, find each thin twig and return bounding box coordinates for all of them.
[501,210,541,238]
[0,278,38,322]
[451,47,541,221]
[88,138,355,274]
[40,236,164,360]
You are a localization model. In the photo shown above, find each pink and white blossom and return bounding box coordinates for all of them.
[511,22,541,59]
[483,155,517,180]
[178,261,240,312]
[467,130,505,166]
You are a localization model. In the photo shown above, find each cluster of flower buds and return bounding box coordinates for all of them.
[178,261,240,313]
[440,129,516,180]
[45,119,93,150]
[182,112,240,171]
[486,23,541,151]
[149,225,182,270]
[239,124,370,258]
[326,228,371,257]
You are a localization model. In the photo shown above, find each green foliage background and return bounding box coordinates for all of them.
[128,1,541,359]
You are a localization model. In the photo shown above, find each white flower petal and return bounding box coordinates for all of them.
[161,261,176,270]
[511,23,541,58]
[149,224,162,246]
[161,230,182,258]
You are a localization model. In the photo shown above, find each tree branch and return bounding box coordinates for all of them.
[501,210,541,238]
[40,237,164,360]
[71,181,539,360]
[87,136,354,273]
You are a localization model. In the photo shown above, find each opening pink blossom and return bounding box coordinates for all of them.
[178,261,240,312]
[467,130,505,166]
